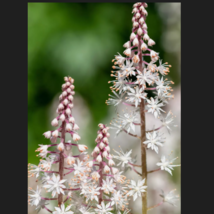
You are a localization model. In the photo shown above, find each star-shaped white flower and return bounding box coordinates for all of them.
[53,204,73,214]
[146,97,165,118]
[160,189,179,206]
[43,174,66,197]
[127,86,147,107]
[113,150,132,167]
[101,178,116,194]
[28,186,41,206]
[127,179,147,201]
[95,202,113,214]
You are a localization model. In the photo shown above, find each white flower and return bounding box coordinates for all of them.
[156,59,170,75]
[52,130,59,138]
[130,32,136,40]
[110,191,128,211]
[160,189,179,206]
[143,131,165,154]
[28,186,41,206]
[36,145,49,158]
[43,174,66,197]
[95,202,113,214]
[141,43,147,51]
[91,171,100,181]
[53,204,73,214]
[121,60,136,76]
[136,69,155,87]
[160,111,177,133]
[123,41,131,49]
[123,48,131,57]
[109,120,124,136]
[143,34,149,41]
[156,156,180,175]
[155,77,171,96]
[146,97,165,118]
[73,159,85,176]
[127,179,147,201]
[113,150,132,167]
[101,178,116,194]
[106,91,125,106]
[57,142,64,152]
[127,86,147,107]
[81,184,100,202]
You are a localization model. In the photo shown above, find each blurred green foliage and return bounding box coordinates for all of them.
[28,3,180,165]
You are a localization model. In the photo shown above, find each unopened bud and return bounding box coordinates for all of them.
[63,99,69,105]
[137,27,143,35]
[98,123,104,129]
[78,144,88,152]
[57,142,64,151]
[73,124,79,131]
[43,131,51,139]
[130,32,136,40]
[68,95,73,101]
[51,118,58,127]
[143,34,149,41]
[123,48,131,57]
[66,123,72,131]
[133,37,139,46]
[73,133,81,141]
[123,41,131,48]
[104,165,110,173]
[99,142,105,149]
[141,43,147,51]
[96,155,102,162]
[52,130,59,138]
[62,91,67,97]
[69,117,75,123]
[148,39,155,46]
[108,159,115,166]
[65,108,71,115]
[59,114,65,121]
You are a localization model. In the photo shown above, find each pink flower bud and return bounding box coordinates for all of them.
[103,137,108,143]
[68,103,74,109]
[108,154,112,159]
[94,146,100,153]
[139,6,145,11]
[99,142,105,149]
[123,48,131,57]
[73,124,79,131]
[108,159,115,166]
[63,99,69,105]
[59,114,65,121]
[43,131,51,139]
[105,146,110,152]
[135,12,140,19]
[52,130,59,138]
[123,41,131,48]
[98,133,103,139]
[139,17,144,24]
[50,136,57,143]
[64,76,68,82]
[65,108,71,115]
[67,88,71,93]
[106,133,110,138]
[141,43,148,51]
[66,82,70,87]
[132,55,140,63]
[133,21,139,28]
[98,123,104,129]
[73,133,81,141]
[143,34,150,41]
[62,83,66,89]
[66,123,72,131]
[112,167,119,174]
[137,27,143,35]
[69,117,75,123]
[150,50,158,58]
[62,91,67,97]
[68,95,73,101]
[102,150,108,158]
[59,94,63,100]
[57,142,64,151]
[51,118,58,127]
[70,85,75,90]
[130,32,136,40]
[102,128,108,134]
[96,155,102,162]
[58,103,64,110]
[143,9,148,16]
[66,156,75,165]
[132,7,138,13]
[133,37,139,46]
[143,23,147,29]
[148,39,155,46]
[78,144,88,152]
[104,165,110,173]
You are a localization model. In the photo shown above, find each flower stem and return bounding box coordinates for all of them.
[98,162,103,204]
[58,121,66,207]
[138,34,147,214]
[147,201,163,211]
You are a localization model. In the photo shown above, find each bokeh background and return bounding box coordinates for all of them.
[28,2,180,214]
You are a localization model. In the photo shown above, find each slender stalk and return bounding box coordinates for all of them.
[147,168,161,174]
[98,162,103,204]
[58,121,66,206]
[147,201,163,211]
[138,35,147,214]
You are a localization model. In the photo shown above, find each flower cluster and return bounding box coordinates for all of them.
[106,2,180,212]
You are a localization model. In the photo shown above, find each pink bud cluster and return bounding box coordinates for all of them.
[43,76,81,146]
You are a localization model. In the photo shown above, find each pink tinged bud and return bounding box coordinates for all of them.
[103,137,108,143]
[66,156,75,165]
[73,124,79,131]
[70,85,75,90]
[58,103,64,110]
[68,95,73,101]
[143,3,148,7]
[132,8,138,13]
[64,76,68,82]
[133,37,139,46]
[150,50,158,58]
[66,123,72,131]
[130,32,136,40]
[102,150,108,158]
[66,82,70,87]
[135,12,140,19]
[148,39,155,46]
[132,17,135,22]
[123,48,131,57]
[106,133,110,138]
[108,159,115,166]
[133,21,139,28]
[65,108,71,115]
[78,144,88,152]
[50,136,57,143]
[99,142,105,149]
[43,131,51,139]
[105,146,110,152]
[104,165,110,173]
[94,146,100,153]
[51,118,58,127]
[65,144,71,151]
[143,34,150,41]
[123,41,131,48]
[137,27,143,35]
[91,171,100,181]
[52,130,59,138]
[132,55,140,63]
[59,114,65,121]
[68,103,74,109]
[69,117,75,123]
[63,99,69,105]
[87,161,93,168]
[98,123,104,129]
[139,17,144,24]
[98,133,103,139]
[102,128,108,134]
[67,88,71,93]
[143,10,148,16]
[139,6,145,11]
[62,91,67,97]
[59,94,63,100]
[141,43,148,51]
[70,91,75,95]
[73,133,81,141]
[143,23,147,29]
[96,155,102,162]
[112,167,119,174]
[57,142,64,151]
[108,154,112,159]
[62,83,66,89]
